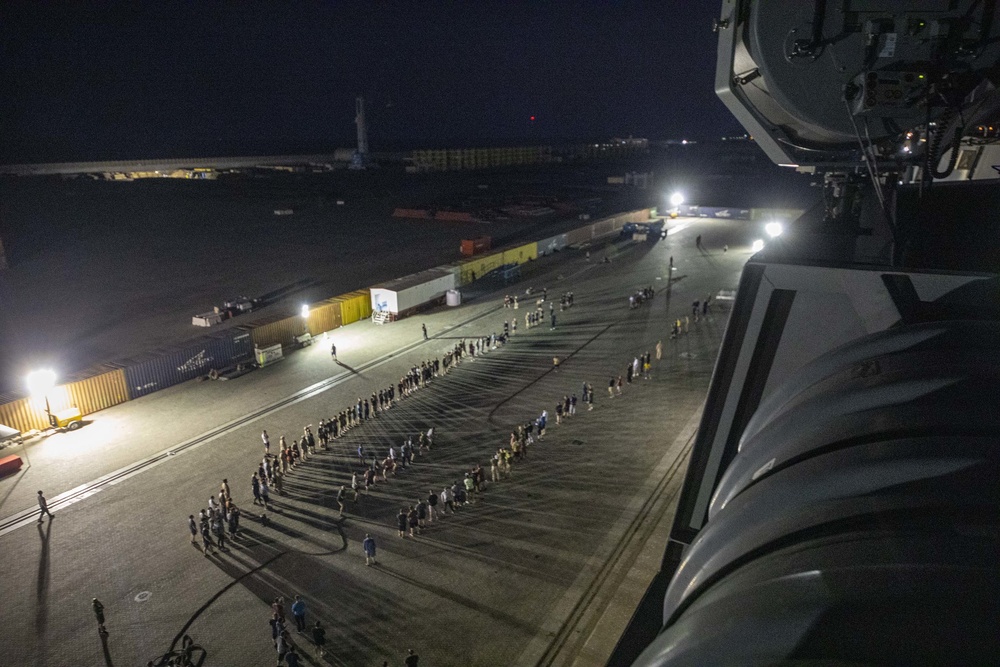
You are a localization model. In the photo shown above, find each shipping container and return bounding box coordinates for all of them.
[231,329,254,364]
[246,312,306,349]
[0,364,130,433]
[537,234,569,255]
[123,333,242,399]
[62,365,129,416]
[392,208,431,219]
[591,219,614,238]
[459,251,505,285]
[371,268,456,317]
[435,210,474,222]
[502,242,538,265]
[566,225,593,246]
[333,290,372,325]
[0,396,48,433]
[306,299,343,336]
[460,236,492,256]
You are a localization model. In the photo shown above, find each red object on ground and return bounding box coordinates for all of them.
[0,454,23,477]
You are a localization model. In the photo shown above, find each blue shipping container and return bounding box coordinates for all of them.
[124,332,241,399]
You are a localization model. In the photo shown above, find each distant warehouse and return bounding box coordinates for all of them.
[407,145,554,172]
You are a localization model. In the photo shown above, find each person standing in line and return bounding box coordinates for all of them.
[362,533,377,566]
[491,458,499,483]
[188,515,198,544]
[272,597,286,622]
[417,498,428,528]
[587,382,595,410]
[312,621,327,658]
[633,356,640,378]
[684,315,690,333]
[397,508,408,537]
[275,630,289,665]
[616,375,624,395]
[570,394,577,416]
[405,648,420,667]
[422,323,428,340]
[291,595,306,633]
[464,474,476,504]
[407,506,419,536]
[200,519,215,556]
[269,612,284,649]
[441,487,454,514]
[626,363,634,386]
[213,514,227,551]
[656,340,663,361]
[555,402,563,425]
[260,477,271,510]
[427,490,438,522]
[285,646,301,667]
[262,430,270,456]
[609,377,615,398]
[37,490,54,522]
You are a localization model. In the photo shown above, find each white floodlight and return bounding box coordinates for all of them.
[26,369,57,397]
[669,192,685,207]
[301,304,310,318]
[765,222,784,238]
[751,239,765,252]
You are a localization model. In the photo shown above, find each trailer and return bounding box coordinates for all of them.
[370,268,457,320]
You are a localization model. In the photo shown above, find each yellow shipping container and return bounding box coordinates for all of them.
[459,251,505,285]
[0,396,48,433]
[62,366,129,416]
[334,290,373,325]
[502,242,538,266]
[0,365,129,434]
[307,300,343,336]
[247,313,307,349]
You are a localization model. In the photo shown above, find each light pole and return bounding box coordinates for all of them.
[26,369,57,429]
[669,192,685,215]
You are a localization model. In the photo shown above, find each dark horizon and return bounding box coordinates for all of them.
[1,2,742,164]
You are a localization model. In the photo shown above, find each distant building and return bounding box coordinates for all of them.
[408,145,555,172]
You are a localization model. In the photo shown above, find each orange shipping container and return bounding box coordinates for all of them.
[460,236,492,256]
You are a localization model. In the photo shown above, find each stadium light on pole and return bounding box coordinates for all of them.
[669,192,685,207]
[26,369,57,428]
[765,221,784,238]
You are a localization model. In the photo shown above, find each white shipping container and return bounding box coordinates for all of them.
[371,268,457,316]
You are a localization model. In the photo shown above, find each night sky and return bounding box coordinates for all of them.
[1,1,741,163]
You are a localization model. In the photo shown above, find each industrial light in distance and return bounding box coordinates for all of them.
[765,221,784,238]
[669,192,685,207]
[751,239,765,252]
[301,304,310,318]
[26,369,57,397]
